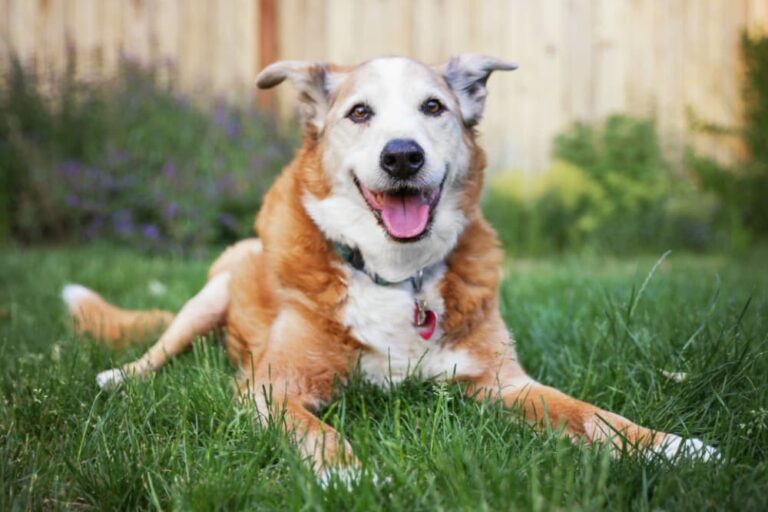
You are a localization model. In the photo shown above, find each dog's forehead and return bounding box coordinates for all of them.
[345,57,447,96]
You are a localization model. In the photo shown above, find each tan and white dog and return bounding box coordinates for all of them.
[63,55,717,483]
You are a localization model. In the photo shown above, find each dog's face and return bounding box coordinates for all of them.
[257,55,516,281]
[322,58,468,243]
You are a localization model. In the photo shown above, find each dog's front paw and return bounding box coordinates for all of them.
[316,466,387,490]
[96,368,125,390]
[317,466,362,490]
[651,434,720,462]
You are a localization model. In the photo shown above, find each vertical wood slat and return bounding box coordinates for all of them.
[237,0,257,103]
[258,0,277,109]
[258,0,278,69]
[503,0,529,171]
[5,0,35,65]
[39,0,67,80]
[0,0,762,172]
[149,0,180,87]
[0,0,8,63]
[748,0,768,34]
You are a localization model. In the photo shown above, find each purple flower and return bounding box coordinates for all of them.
[106,148,129,166]
[217,213,237,230]
[212,104,240,139]
[162,161,177,179]
[215,174,236,194]
[91,169,117,190]
[82,217,104,240]
[263,142,284,160]
[65,194,81,207]
[112,210,134,235]
[59,160,83,180]
[250,155,267,173]
[199,176,230,201]
[141,224,160,240]
[115,175,134,190]
[163,202,179,220]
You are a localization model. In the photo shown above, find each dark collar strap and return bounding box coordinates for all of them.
[332,241,404,286]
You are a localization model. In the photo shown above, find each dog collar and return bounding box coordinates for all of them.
[332,241,440,340]
[332,241,397,286]
[331,241,441,288]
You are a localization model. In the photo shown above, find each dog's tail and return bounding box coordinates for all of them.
[62,284,174,350]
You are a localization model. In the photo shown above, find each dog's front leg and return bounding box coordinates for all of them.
[232,304,361,486]
[242,379,359,485]
[471,370,718,461]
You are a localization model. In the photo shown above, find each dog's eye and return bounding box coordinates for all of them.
[421,99,445,116]
[347,103,373,123]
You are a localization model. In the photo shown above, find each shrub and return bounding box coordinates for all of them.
[485,115,722,255]
[686,32,768,241]
[484,161,601,254]
[0,57,295,252]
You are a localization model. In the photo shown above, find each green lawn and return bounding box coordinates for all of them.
[1,245,767,510]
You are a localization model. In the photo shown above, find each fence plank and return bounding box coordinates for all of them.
[0,0,759,172]
[748,0,768,34]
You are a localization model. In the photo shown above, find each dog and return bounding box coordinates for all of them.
[63,54,717,484]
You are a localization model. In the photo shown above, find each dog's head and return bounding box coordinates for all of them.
[257,55,516,281]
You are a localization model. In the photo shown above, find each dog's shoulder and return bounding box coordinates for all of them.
[439,214,504,341]
[253,151,344,300]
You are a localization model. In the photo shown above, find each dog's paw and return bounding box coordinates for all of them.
[316,466,387,490]
[96,368,125,390]
[317,466,362,490]
[650,434,720,463]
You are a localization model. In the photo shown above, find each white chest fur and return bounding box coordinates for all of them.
[341,266,480,385]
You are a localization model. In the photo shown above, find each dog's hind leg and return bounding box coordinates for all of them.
[96,272,231,390]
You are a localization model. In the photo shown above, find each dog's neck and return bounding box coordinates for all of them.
[331,239,445,287]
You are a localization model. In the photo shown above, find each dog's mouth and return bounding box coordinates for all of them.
[354,177,443,242]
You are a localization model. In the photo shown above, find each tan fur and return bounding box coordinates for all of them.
[71,55,714,475]
[66,291,173,350]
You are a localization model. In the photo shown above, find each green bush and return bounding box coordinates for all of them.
[485,115,722,255]
[484,161,599,254]
[0,57,295,252]
[686,32,768,241]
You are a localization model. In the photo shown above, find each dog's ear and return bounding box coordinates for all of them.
[257,60,341,130]
[439,54,517,127]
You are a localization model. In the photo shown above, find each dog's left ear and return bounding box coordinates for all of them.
[257,60,342,130]
[439,54,518,127]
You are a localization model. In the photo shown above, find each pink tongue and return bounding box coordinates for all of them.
[380,194,430,238]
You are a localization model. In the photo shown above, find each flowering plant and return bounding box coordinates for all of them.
[0,57,295,253]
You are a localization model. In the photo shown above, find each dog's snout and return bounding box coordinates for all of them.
[380,139,425,180]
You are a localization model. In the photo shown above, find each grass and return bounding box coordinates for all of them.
[1,244,766,510]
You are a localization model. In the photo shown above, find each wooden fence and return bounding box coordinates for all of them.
[2,0,768,173]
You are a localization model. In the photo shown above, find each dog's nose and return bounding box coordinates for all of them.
[380,139,425,179]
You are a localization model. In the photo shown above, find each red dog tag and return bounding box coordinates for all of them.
[412,305,437,340]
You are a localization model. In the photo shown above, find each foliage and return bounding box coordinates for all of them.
[686,32,768,240]
[0,57,295,252]
[485,116,722,255]
[743,33,768,170]
[1,245,767,510]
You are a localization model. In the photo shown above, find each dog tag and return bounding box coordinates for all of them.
[412,302,437,340]
[410,270,436,340]
[415,298,427,325]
